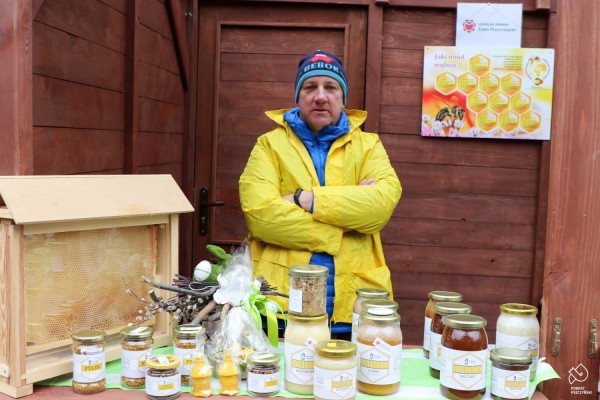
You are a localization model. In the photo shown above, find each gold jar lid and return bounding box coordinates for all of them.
[361,307,401,324]
[499,303,538,316]
[428,291,463,302]
[355,288,389,299]
[120,326,154,339]
[490,348,532,364]
[147,354,180,370]
[360,299,398,312]
[316,340,356,358]
[445,314,487,329]
[71,329,106,342]
[173,323,204,338]
[434,302,472,315]
[247,352,279,366]
[288,313,328,323]
[288,264,329,278]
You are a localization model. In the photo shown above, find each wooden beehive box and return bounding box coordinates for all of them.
[0,175,193,398]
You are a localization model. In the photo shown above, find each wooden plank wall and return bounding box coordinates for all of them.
[376,7,550,344]
[31,0,186,183]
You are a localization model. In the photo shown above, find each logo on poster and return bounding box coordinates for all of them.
[462,19,476,33]
[525,56,551,86]
[569,363,593,395]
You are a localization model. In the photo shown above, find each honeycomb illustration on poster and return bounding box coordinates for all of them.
[421,46,555,140]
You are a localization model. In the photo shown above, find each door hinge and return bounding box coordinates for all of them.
[550,317,561,357]
[589,319,598,359]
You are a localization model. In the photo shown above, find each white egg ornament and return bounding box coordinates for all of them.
[193,260,213,282]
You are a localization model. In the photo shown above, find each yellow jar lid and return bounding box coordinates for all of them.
[499,303,538,316]
[445,314,487,329]
[355,287,389,299]
[316,340,356,358]
[173,323,204,338]
[120,326,154,339]
[71,329,106,342]
[147,354,180,370]
[434,302,472,315]
[490,348,532,364]
[288,264,329,277]
[428,291,463,302]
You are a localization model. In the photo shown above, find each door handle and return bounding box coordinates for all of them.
[199,187,224,235]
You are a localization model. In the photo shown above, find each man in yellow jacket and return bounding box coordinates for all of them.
[239,50,402,336]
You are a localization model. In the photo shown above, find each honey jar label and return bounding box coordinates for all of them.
[357,339,402,385]
[146,374,181,396]
[284,342,317,384]
[314,366,356,399]
[121,348,151,378]
[439,347,487,390]
[73,353,106,383]
[423,316,433,351]
[173,347,196,375]
[491,365,530,399]
[429,332,443,370]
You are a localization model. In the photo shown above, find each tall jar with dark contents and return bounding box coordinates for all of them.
[439,314,488,400]
[71,329,107,394]
[429,302,472,379]
[490,348,532,400]
[284,314,331,395]
[314,340,357,400]
[351,288,389,343]
[288,265,328,316]
[423,291,463,358]
[173,324,204,385]
[145,354,181,400]
[495,303,540,381]
[357,308,403,395]
[120,326,154,388]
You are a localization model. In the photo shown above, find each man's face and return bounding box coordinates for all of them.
[297,76,344,134]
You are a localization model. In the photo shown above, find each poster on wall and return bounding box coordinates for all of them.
[456,3,522,47]
[421,46,555,140]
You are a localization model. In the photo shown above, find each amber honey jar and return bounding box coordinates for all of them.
[357,308,402,395]
[490,348,532,400]
[429,302,472,379]
[439,314,488,400]
[423,291,463,358]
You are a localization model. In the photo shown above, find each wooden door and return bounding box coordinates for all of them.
[190,2,367,274]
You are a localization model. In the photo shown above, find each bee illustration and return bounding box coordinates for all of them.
[435,105,465,123]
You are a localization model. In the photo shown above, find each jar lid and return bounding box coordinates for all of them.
[71,329,106,342]
[288,264,329,278]
[174,323,204,338]
[428,291,463,302]
[490,347,532,364]
[361,308,401,324]
[434,302,472,315]
[355,287,389,299]
[120,326,154,339]
[445,314,487,329]
[316,340,356,357]
[360,299,398,312]
[147,354,180,370]
[500,303,538,316]
[247,352,279,366]
[288,313,328,323]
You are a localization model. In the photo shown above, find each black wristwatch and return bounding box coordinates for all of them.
[293,188,303,207]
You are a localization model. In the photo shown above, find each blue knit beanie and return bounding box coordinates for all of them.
[294,50,348,105]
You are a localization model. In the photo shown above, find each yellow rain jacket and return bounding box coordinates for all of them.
[239,108,402,323]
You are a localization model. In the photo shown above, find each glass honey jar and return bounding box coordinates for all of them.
[439,314,488,400]
[71,329,107,395]
[145,354,181,400]
[490,347,532,400]
[120,326,154,388]
[423,291,463,358]
[496,303,539,381]
[173,324,204,385]
[357,308,402,396]
[288,265,329,316]
[351,288,389,343]
[314,340,357,400]
[429,302,472,379]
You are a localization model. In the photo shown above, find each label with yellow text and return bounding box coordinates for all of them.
[314,366,356,399]
[357,337,402,385]
[440,347,487,390]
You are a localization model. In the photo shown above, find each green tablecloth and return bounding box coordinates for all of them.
[39,346,559,399]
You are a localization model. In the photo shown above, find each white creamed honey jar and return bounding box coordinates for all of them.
[314,340,357,400]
